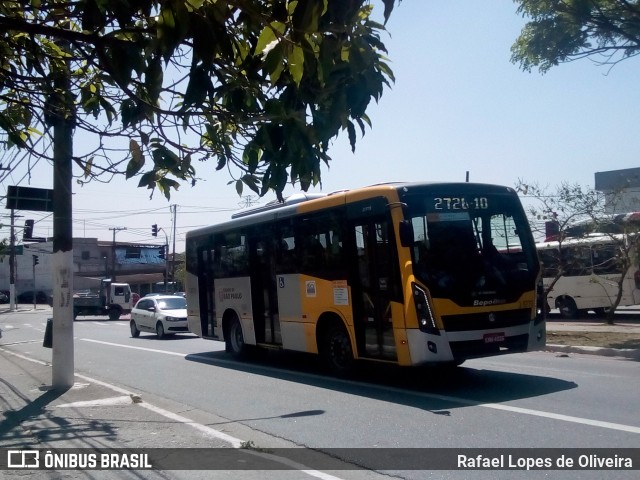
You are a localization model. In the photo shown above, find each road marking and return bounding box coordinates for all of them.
[0,340,42,346]
[187,355,640,436]
[79,339,640,435]
[81,338,186,356]
[0,347,347,480]
[56,395,136,407]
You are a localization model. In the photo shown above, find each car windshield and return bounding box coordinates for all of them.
[157,297,186,310]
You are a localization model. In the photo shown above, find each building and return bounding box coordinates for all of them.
[595,167,640,214]
[0,237,176,298]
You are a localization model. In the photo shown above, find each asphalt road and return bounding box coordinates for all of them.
[1,307,638,480]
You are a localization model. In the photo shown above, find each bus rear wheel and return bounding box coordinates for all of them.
[321,323,354,376]
[226,316,246,358]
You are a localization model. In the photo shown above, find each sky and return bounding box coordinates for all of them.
[2,1,640,253]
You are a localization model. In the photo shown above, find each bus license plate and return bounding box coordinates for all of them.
[484,332,505,344]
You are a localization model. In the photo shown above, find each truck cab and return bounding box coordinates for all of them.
[73,280,133,320]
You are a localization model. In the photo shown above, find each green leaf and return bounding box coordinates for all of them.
[288,44,305,85]
[292,0,325,33]
[346,120,356,153]
[381,0,395,24]
[264,42,286,84]
[255,22,285,56]
[157,178,180,200]
[83,156,94,179]
[137,171,157,189]
[242,174,260,194]
[126,139,145,178]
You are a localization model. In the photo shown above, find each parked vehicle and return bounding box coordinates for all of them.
[130,295,189,339]
[17,290,49,304]
[72,279,133,320]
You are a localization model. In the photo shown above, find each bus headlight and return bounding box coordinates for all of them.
[412,283,439,335]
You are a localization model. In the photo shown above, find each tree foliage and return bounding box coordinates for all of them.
[0,0,397,200]
[511,0,640,73]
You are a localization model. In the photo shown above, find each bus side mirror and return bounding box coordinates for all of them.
[399,221,414,247]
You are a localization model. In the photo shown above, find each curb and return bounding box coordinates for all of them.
[546,344,640,360]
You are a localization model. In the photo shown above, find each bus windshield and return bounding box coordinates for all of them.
[405,193,538,305]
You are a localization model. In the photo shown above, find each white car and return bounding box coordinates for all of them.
[130,295,189,339]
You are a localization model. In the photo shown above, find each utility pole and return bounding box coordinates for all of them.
[171,204,177,283]
[32,254,39,309]
[9,209,16,311]
[109,227,126,281]
[50,23,75,389]
[153,224,170,293]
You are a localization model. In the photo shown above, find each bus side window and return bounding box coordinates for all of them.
[301,234,325,270]
[276,233,296,273]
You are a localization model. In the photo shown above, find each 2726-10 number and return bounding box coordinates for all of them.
[434,197,489,210]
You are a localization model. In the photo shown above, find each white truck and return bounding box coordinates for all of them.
[72,279,133,320]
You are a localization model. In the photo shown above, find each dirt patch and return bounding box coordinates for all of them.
[547,331,640,349]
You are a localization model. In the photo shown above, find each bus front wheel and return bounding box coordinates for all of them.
[557,297,578,319]
[321,323,354,376]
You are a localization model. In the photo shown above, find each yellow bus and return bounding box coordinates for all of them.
[185,182,544,373]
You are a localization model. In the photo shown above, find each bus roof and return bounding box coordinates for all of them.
[536,233,629,249]
[186,181,518,239]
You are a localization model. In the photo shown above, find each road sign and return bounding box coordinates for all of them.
[5,186,54,212]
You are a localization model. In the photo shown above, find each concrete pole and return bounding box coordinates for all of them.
[51,40,75,390]
[171,204,177,282]
[9,209,16,311]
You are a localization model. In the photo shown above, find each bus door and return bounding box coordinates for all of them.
[249,229,281,345]
[198,246,217,338]
[348,207,399,361]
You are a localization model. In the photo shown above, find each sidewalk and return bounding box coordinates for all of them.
[545,317,640,360]
[0,348,239,478]
[0,348,366,479]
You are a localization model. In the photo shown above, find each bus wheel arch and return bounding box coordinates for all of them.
[316,314,355,376]
[556,295,578,319]
[223,310,246,357]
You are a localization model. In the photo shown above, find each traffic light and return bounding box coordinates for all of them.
[159,245,165,259]
[33,255,39,266]
[151,224,158,237]
[24,220,34,239]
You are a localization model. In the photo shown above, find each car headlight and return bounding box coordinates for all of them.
[164,316,185,322]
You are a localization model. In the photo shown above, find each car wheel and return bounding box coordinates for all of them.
[321,322,354,376]
[130,320,140,338]
[156,321,165,339]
